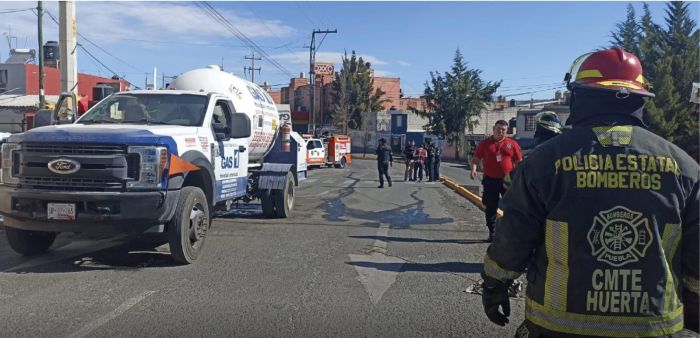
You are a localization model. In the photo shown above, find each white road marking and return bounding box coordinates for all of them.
[68,290,156,338]
[342,180,354,185]
[3,237,126,273]
[348,223,404,304]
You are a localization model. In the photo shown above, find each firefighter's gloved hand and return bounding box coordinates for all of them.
[482,276,511,326]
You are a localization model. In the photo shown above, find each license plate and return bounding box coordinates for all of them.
[47,203,76,221]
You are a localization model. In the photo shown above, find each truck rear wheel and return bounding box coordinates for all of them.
[335,157,347,169]
[5,228,57,256]
[260,190,276,218]
[168,186,210,264]
[274,172,295,218]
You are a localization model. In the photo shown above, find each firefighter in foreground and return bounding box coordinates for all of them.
[481,47,699,337]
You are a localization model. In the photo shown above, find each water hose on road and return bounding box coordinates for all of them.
[440,176,503,218]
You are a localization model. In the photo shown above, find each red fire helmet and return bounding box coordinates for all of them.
[565,47,654,98]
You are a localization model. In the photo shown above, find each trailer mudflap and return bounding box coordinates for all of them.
[257,163,293,190]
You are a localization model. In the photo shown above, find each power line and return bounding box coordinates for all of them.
[195,1,293,78]
[243,3,306,65]
[0,8,35,14]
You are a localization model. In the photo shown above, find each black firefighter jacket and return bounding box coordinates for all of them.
[483,123,699,337]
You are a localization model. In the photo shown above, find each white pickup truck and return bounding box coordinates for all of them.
[0,66,307,264]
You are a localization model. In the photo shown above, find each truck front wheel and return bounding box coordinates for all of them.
[5,228,57,256]
[168,186,210,264]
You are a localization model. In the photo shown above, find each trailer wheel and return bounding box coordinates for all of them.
[274,172,295,218]
[5,228,57,256]
[260,190,276,218]
[168,186,210,264]
[335,157,347,169]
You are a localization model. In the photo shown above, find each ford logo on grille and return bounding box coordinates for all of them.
[47,158,81,174]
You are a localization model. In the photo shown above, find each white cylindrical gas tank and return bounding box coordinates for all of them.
[170,66,280,162]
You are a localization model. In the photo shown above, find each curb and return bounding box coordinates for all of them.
[440,176,504,218]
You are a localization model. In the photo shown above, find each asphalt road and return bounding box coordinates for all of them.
[0,159,523,337]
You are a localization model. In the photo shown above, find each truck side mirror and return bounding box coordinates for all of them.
[230,113,251,139]
[34,109,54,128]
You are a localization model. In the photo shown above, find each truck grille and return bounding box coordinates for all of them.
[20,176,123,192]
[19,143,132,192]
[23,144,125,155]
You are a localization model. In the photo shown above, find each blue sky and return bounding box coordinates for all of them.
[0,1,697,99]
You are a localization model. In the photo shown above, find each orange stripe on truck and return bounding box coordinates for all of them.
[168,155,200,176]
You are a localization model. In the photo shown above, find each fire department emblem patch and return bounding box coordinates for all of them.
[587,206,652,267]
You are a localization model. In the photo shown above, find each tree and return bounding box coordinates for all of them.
[610,3,641,56]
[642,1,699,160]
[418,49,501,160]
[330,51,387,134]
[612,2,699,160]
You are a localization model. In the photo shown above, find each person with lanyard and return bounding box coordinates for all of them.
[469,120,522,242]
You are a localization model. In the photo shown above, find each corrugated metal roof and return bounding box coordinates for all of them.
[0,95,60,108]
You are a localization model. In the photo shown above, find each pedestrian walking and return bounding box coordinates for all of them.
[470,120,522,241]
[425,143,434,182]
[431,142,441,182]
[403,140,416,181]
[481,48,699,337]
[375,138,393,188]
[413,144,427,182]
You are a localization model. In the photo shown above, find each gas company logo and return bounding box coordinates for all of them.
[47,158,81,174]
[587,206,652,267]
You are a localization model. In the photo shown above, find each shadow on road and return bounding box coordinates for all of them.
[347,261,483,274]
[349,235,483,245]
[1,235,180,274]
[320,174,454,229]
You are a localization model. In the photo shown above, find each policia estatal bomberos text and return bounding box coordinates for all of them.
[480,48,699,338]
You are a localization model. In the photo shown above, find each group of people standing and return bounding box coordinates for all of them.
[374,138,442,188]
[402,140,441,182]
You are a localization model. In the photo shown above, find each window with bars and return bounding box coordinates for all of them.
[525,114,537,131]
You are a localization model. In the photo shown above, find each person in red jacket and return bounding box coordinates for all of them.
[470,120,522,241]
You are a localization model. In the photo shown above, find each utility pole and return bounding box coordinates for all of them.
[59,1,77,95]
[244,52,261,83]
[37,1,45,109]
[308,29,337,135]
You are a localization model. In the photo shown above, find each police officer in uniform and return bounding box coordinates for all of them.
[376,138,393,188]
[481,47,699,337]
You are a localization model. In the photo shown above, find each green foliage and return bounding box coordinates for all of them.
[330,51,387,133]
[418,49,500,157]
[611,1,699,160]
[610,4,641,56]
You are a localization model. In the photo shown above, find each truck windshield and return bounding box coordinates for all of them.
[77,93,208,126]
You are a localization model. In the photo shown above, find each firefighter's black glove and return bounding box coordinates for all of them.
[482,276,511,326]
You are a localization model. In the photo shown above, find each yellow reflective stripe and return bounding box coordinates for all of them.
[683,276,700,295]
[483,254,521,282]
[592,126,633,146]
[596,80,643,90]
[544,219,569,311]
[576,69,603,80]
[635,74,646,85]
[661,223,682,312]
[525,296,684,337]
